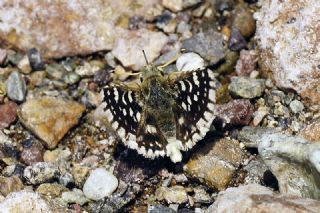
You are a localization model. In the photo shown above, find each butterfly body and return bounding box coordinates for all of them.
[101,62,219,162]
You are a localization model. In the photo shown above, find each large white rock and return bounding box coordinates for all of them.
[83,168,118,201]
[255,0,320,104]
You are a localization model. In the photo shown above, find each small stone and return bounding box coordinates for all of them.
[229,27,247,51]
[83,168,119,201]
[229,77,265,99]
[243,157,269,184]
[0,101,18,129]
[300,120,320,142]
[184,138,244,190]
[156,185,188,204]
[112,29,168,71]
[27,48,45,71]
[206,184,320,213]
[215,99,254,128]
[0,176,24,196]
[20,141,44,166]
[154,50,179,67]
[162,0,183,12]
[72,164,90,188]
[176,52,205,72]
[104,52,117,68]
[17,55,32,74]
[45,63,68,80]
[29,71,47,87]
[253,106,269,126]
[232,4,256,38]
[18,97,85,149]
[182,30,225,65]
[75,62,101,77]
[62,188,89,205]
[36,183,67,198]
[59,172,75,188]
[5,71,27,102]
[64,72,81,85]
[156,10,177,33]
[213,0,235,11]
[93,68,111,86]
[0,49,7,66]
[44,148,72,165]
[235,50,258,76]
[148,205,176,213]
[0,191,73,213]
[289,100,304,113]
[23,162,60,185]
[193,187,212,204]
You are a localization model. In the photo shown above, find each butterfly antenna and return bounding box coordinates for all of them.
[142,50,149,65]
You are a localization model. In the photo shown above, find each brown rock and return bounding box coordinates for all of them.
[155,185,188,204]
[18,97,85,149]
[36,183,68,198]
[0,101,18,129]
[215,99,254,128]
[20,142,44,166]
[232,4,256,38]
[184,138,244,190]
[0,176,24,197]
[300,120,320,142]
[0,0,161,59]
[206,184,320,213]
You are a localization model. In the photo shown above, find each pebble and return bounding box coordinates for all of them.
[83,168,119,201]
[154,50,179,67]
[162,0,183,12]
[229,77,265,99]
[23,162,60,185]
[45,63,68,80]
[63,72,81,85]
[62,188,89,205]
[289,100,304,113]
[232,4,256,38]
[112,29,168,71]
[259,132,320,199]
[17,55,32,74]
[176,52,205,72]
[20,140,44,166]
[213,0,235,11]
[193,187,212,204]
[155,185,188,204]
[184,138,244,190]
[72,164,90,188]
[36,183,67,198]
[235,50,258,76]
[43,147,72,165]
[27,48,45,71]
[206,184,320,213]
[5,71,27,102]
[59,172,75,188]
[75,61,101,77]
[148,205,176,213]
[215,99,254,128]
[253,106,269,126]
[182,30,225,65]
[93,68,111,86]
[0,101,18,129]
[0,176,24,196]
[0,191,58,212]
[300,120,320,142]
[29,71,46,87]
[0,49,7,66]
[156,10,177,33]
[229,27,247,51]
[18,96,85,149]
[243,157,269,184]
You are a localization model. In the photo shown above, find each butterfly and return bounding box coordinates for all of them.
[100,52,219,162]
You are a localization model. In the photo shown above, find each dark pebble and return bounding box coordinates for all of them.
[215,99,254,128]
[27,48,45,71]
[20,140,44,166]
[129,16,146,30]
[229,27,247,51]
[214,0,235,11]
[93,68,111,86]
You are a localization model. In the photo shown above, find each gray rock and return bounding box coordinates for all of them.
[206,184,320,213]
[24,162,60,185]
[182,30,225,65]
[193,187,212,204]
[229,77,265,99]
[243,157,269,184]
[259,133,320,199]
[155,185,188,204]
[61,188,89,205]
[289,100,304,113]
[148,205,176,213]
[27,48,45,71]
[5,71,26,102]
[83,168,118,201]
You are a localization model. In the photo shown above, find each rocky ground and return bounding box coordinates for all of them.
[0,0,320,212]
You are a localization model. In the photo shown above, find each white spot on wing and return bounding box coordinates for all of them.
[178,117,184,125]
[194,94,198,101]
[146,125,157,134]
[112,121,119,130]
[182,102,187,111]
[187,96,192,105]
[180,81,186,91]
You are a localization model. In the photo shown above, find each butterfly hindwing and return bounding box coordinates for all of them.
[102,86,142,146]
[173,69,219,149]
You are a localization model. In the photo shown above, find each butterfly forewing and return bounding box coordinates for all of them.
[102,86,142,145]
[173,69,219,149]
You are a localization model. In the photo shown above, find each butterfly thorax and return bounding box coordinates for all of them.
[140,67,177,138]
